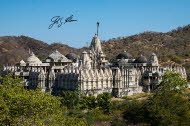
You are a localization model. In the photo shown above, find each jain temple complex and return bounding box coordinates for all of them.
[3,32,187,97]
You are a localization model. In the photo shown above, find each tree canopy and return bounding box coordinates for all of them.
[0,74,88,126]
[123,71,190,125]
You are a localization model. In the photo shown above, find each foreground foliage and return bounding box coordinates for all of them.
[122,92,152,100]
[0,74,113,125]
[60,90,80,109]
[0,74,88,126]
[147,72,190,125]
[123,71,190,125]
[1,71,190,126]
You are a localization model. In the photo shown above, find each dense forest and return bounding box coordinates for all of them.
[1,72,190,126]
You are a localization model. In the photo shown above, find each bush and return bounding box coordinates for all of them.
[79,95,97,110]
[171,55,183,63]
[60,90,80,109]
[111,119,126,126]
[123,100,150,125]
[84,108,111,124]
[97,92,112,114]
[122,93,152,100]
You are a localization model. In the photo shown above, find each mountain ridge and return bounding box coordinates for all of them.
[1,25,190,80]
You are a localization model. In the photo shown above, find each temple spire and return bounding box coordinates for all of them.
[97,22,99,36]
[90,34,102,54]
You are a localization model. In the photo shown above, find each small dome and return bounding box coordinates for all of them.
[20,59,26,64]
[27,52,42,64]
[134,55,148,63]
[83,51,87,53]
[116,51,133,59]
[89,50,93,54]
[151,53,156,56]
[118,58,128,65]
[66,53,79,62]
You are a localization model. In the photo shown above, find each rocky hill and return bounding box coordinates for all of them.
[102,25,190,80]
[102,25,190,61]
[0,25,190,79]
[0,35,86,66]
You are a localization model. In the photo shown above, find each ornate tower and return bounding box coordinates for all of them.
[90,34,102,55]
[89,22,108,69]
[150,53,159,66]
[79,51,92,69]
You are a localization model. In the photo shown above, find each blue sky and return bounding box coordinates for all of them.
[0,0,190,48]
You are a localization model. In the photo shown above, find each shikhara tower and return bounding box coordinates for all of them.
[3,24,187,97]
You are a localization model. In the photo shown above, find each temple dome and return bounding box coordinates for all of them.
[118,58,128,65]
[27,52,42,64]
[134,54,148,63]
[151,53,156,56]
[82,51,87,54]
[66,53,79,60]
[116,51,133,59]
[20,59,26,64]
[66,53,79,62]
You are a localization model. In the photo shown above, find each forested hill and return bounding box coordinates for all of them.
[102,24,190,61]
[102,24,190,80]
[0,24,190,67]
[0,35,86,66]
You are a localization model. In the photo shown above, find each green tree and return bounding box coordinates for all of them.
[61,90,80,109]
[123,100,149,125]
[0,95,9,125]
[0,74,88,125]
[148,71,190,125]
[171,55,183,64]
[0,74,65,125]
[97,92,112,114]
[122,72,190,125]
[79,95,97,110]
[155,71,188,94]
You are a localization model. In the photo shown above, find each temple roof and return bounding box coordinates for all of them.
[46,50,71,62]
[27,52,42,64]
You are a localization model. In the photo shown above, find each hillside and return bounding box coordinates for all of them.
[0,35,86,66]
[101,25,190,80]
[0,25,190,79]
[102,25,190,61]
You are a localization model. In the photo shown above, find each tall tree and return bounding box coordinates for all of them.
[148,71,190,125]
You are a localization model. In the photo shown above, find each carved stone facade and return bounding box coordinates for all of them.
[3,33,187,97]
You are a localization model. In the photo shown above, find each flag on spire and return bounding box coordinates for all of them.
[97,22,99,36]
